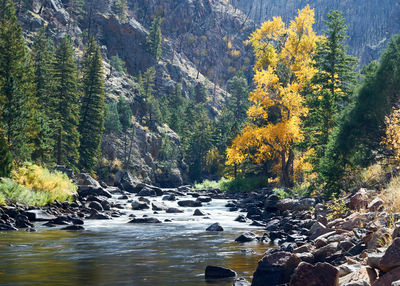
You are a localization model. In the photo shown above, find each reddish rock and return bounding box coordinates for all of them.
[379,238,400,272]
[372,266,400,286]
[339,266,376,285]
[367,197,384,212]
[252,252,301,286]
[290,262,339,286]
[349,189,370,210]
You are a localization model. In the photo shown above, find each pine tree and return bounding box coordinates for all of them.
[31,29,56,163]
[104,103,122,134]
[117,95,132,132]
[303,10,358,172]
[137,67,161,130]
[78,37,105,172]
[0,0,36,161]
[113,0,128,22]
[0,131,12,177]
[147,16,162,61]
[53,37,80,167]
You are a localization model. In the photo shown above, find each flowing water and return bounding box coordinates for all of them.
[0,196,269,286]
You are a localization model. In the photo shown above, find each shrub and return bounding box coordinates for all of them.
[0,163,77,206]
[194,176,268,192]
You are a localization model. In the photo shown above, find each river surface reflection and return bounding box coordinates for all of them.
[0,198,269,285]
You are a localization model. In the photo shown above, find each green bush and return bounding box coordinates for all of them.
[0,163,77,206]
[194,176,268,192]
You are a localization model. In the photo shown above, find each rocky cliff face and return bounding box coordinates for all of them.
[231,0,400,66]
[15,0,253,186]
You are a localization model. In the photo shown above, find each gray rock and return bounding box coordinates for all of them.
[193,209,206,216]
[137,187,157,197]
[24,210,56,221]
[89,201,103,211]
[235,232,257,243]
[178,200,202,207]
[131,201,150,210]
[166,207,183,213]
[206,223,223,232]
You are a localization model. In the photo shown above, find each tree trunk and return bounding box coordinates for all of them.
[281,149,294,188]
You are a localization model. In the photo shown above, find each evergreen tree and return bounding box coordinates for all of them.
[147,16,162,61]
[113,0,128,22]
[304,10,357,172]
[321,34,400,192]
[137,67,161,130]
[78,37,105,172]
[0,0,35,161]
[0,131,12,177]
[117,95,132,132]
[104,103,122,134]
[53,37,80,167]
[31,29,56,163]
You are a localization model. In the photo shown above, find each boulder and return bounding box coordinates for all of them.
[24,210,56,221]
[62,225,85,231]
[372,267,400,286]
[204,265,236,279]
[379,238,400,272]
[339,266,376,285]
[131,201,150,210]
[367,253,384,269]
[88,201,103,211]
[252,252,301,286]
[290,262,339,286]
[235,232,257,243]
[162,194,176,201]
[78,186,112,198]
[137,187,157,197]
[343,280,370,286]
[128,217,161,223]
[166,207,183,213]
[206,223,223,232]
[234,215,247,223]
[0,223,17,231]
[367,197,384,212]
[178,200,202,207]
[193,209,206,216]
[309,222,331,240]
[151,202,167,211]
[349,189,370,210]
[197,196,212,203]
[116,171,138,193]
[76,173,100,188]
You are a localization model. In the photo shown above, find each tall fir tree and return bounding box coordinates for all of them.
[0,0,36,161]
[147,16,162,61]
[31,28,56,164]
[0,131,12,177]
[303,10,357,172]
[78,37,105,172]
[53,37,80,167]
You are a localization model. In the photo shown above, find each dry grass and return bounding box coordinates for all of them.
[382,176,400,213]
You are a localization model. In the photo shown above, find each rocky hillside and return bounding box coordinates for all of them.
[14,0,254,186]
[231,0,400,66]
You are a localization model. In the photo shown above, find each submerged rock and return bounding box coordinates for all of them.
[205,265,236,279]
[128,217,162,224]
[62,225,85,231]
[178,200,202,207]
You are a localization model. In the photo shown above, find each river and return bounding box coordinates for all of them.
[0,196,268,286]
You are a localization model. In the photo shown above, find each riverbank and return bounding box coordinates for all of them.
[1,171,399,285]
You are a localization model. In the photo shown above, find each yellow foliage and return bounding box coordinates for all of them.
[226,5,319,186]
[12,163,77,203]
[383,107,400,163]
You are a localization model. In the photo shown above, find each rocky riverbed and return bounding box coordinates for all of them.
[1,172,400,285]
